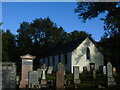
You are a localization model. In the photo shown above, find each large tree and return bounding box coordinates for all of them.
[75,2,120,36]
[2,30,16,62]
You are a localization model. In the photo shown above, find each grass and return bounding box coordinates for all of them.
[46,73,56,80]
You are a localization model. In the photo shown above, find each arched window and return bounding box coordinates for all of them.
[87,47,90,60]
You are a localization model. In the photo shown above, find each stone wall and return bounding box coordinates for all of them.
[2,62,16,88]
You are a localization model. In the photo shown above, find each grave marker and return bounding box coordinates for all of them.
[107,62,116,86]
[47,66,53,74]
[19,54,36,88]
[56,63,65,88]
[73,66,80,84]
[28,71,38,84]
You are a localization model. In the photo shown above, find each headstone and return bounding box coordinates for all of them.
[37,68,42,80]
[28,71,38,84]
[56,63,65,88]
[56,70,64,88]
[83,66,88,74]
[47,66,53,74]
[92,69,96,81]
[103,66,106,75]
[58,63,64,71]
[90,63,95,72]
[19,54,36,88]
[99,66,103,73]
[2,62,16,88]
[41,64,47,86]
[16,75,20,85]
[73,66,80,84]
[112,67,117,76]
[107,62,116,86]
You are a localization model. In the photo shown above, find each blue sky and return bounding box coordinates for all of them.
[2,2,105,41]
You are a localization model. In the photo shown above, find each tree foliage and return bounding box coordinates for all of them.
[2,17,90,71]
[75,2,120,36]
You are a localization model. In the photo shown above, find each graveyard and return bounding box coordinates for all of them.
[2,54,120,89]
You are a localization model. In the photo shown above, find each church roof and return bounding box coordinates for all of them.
[41,36,104,58]
[41,37,87,58]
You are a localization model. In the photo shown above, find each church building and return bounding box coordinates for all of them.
[39,37,104,73]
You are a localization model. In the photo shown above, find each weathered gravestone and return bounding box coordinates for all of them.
[92,69,96,81]
[41,64,47,85]
[16,75,20,85]
[73,66,80,84]
[58,63,64,71]
[37,68,42,80]
[2,62,16,88]
[47,66,53,74]
[99,66,103,73]
[19,54,36,88]
[83,66,88,74]
[28,71,39,88]
[103,66,106,75]
[28,71,38,84]
[107,62,116,86]
[112,67,117,76]
[56,63,65,88]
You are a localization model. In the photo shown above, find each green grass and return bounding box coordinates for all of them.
[46,73,56,80]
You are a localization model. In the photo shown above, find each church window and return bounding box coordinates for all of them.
[87,47,90,60]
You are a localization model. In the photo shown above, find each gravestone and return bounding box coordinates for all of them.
[37,68,42,80]
[92,69,96,81]
[41,64,47,85]
[107,62,116,86]
[28,71,38,84]
[83,66,88,74]
[19,54,36,88]
[56,71,64,88]
[103,66,106,75]
[99,66,103,73]
[2,62,16,88]
[16,75,20,85]
[58,63,64,71]
[112,67,117,76]
[56,63,65,88]
[47,66,53,74]
[73,66,80,84]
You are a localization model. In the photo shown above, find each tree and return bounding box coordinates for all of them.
[75,2,120,36]
[16,17,69,69]
[68,30,91,41]
[2,30,16,62]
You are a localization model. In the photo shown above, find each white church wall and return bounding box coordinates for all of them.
[71,37,104,73]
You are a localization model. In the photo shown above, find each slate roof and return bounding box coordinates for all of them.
[41,37,87,58]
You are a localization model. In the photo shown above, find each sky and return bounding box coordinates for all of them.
[2,2,105,41]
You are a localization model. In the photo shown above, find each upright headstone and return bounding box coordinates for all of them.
[2,62,16,88]
[47,66,53,74]
[16,75,20,85]
[58,63,64,71]
[37,68,42,80]
[28,71,38,84]
[92,69,96,81]
[107,62,116,86]
[73,66,80,84]
[83,66,88,74]
[19,54,36,88]
[112,67,117,76]
[41,64,47,85]
[103,66,106,75]
[99,66,103,73]
[56,63,65,88]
